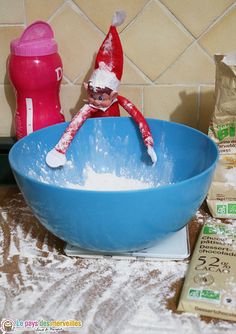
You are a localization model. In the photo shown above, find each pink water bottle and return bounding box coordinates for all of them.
[9,21,65,140]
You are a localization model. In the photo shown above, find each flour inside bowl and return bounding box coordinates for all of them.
[65,165,154,191]
[26,136,174,191]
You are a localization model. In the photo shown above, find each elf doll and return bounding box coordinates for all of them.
[46,11,157,168]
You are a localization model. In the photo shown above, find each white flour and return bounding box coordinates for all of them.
[224,167,236,187]
[25,128,174,191]
[65,166,154,190]
[28,160,163,191]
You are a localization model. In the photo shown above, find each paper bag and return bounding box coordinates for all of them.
[207,53,236,218]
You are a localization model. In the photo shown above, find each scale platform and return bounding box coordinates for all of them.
[64,226,190,261]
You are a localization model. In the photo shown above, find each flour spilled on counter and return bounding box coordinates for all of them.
[1,193,236,334]
[65,165,154,190]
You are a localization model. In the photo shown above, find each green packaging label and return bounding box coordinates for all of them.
[201,290,220,302]
[203,224,226,235]
[216,204,227,216]
[217,123,235,141]
[228,203,236,215]
[215,203,236,217]
[188,288,201,299]
[203,223,236,238]
[188,288,220,303]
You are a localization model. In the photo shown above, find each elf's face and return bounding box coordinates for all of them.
[84,82,118,108]
[88,91,113,108]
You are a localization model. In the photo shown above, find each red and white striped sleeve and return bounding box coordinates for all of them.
[55,104,93,154]
[117,95,154,147]
[117,95,157,164]
[46,104,94,168]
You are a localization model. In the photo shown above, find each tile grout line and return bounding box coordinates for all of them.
[196,85,201,130]
[154,0,223,82]
[72,68,92,85]
[154,40,196,83]
[117,0,156,83]
[154,0,236,80]
[196,1,236,42]
[0,83,214,88]
[121,83,214,87]
[123,56,153,85]
[47,0,106,86]
[158,0,194,40]
[121,0,152,34]
[141,86,144,115]
[133,0,198,83]
[0,23,25,27]
[47,1,69,24]
[62,75,73,85]
[23,0,27,27]
[194,2,236,58]
[154,39,215,83]
[195,42,214,62]
[47,1,75,85]
[156,0,195,40]
[66,0,106,36]
[122,0,196,83]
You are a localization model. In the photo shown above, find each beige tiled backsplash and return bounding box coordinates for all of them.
[1,0,236,136]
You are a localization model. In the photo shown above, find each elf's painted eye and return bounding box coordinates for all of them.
[98,95,103,101]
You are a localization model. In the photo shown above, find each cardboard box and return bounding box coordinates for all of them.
[178,222,236,321]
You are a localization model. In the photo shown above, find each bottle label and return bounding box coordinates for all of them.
[55,67,63,81]
[26,98,33,134]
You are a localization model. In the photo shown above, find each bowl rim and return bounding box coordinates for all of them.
[9,118,219,194]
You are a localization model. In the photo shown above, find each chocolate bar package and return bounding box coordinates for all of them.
[178,222,236,321]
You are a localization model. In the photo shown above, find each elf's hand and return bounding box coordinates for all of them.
[147,145,157,165]
[46,148,67,168]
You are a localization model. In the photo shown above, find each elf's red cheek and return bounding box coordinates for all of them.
[88,97,95,104]
[99,100,112,107]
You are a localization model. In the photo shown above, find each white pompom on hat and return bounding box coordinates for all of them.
[89,10,126,92]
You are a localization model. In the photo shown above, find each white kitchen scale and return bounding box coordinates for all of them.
[64,226,190,261]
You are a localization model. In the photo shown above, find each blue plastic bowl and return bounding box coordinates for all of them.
[9,118,218,252]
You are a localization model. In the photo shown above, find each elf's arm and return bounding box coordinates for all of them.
[46,104,93,168]
[117,95,157,164]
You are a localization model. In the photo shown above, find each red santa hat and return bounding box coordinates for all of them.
[89,11,126,92]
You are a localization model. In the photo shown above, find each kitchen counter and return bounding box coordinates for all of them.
[0,186,236,334]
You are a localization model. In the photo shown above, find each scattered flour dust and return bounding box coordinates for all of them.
[1,195,236,333]
[65,166,154,191]
[224,167,236,187]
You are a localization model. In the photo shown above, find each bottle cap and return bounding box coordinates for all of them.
[10,21,58,56]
